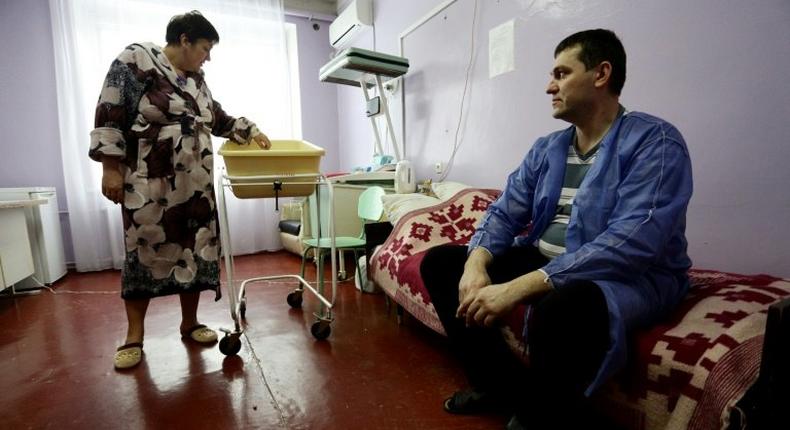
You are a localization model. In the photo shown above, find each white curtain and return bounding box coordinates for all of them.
[49,0,298,272]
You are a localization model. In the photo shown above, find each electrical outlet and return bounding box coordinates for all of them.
[434,162,443,175]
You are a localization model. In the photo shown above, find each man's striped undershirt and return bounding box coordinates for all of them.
[537,140,600,259]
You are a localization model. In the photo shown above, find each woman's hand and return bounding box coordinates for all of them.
[101,156,124,204]
[252,132,271,149]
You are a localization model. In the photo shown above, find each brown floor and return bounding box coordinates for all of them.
[0,251,507,429]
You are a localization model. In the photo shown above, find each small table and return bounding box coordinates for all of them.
[0,199,45,296]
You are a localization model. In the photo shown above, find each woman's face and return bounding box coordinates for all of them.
[181,37,214,72]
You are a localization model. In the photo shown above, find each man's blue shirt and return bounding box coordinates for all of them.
[469,111,693,394]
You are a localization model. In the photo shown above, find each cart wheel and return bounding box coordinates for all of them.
[239,298,247,320]
[219,333,242,356]
[338,270,347,281]
[286,291,303,308]
[310,320,331,340]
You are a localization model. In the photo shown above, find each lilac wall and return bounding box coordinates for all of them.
[0,0,74,262]
[286,14,340,172]
[335,0,790,277]
[0,0,64,201]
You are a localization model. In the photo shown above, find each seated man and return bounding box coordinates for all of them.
[421,29,693,429]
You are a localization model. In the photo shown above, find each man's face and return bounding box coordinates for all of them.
[546,45,597,122]
[182,37,213,72]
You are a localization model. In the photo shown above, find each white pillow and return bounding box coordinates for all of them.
[381,193,441,224]
[431,181,472,201]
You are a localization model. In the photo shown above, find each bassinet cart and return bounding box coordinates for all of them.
[215,139,339,356]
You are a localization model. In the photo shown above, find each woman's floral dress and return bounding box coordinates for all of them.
[89,42,259,300]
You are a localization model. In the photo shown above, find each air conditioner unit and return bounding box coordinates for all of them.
[329,0,372,49]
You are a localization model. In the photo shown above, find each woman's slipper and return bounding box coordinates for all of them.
[443,389,502,415]
[181,324,218,344]
[114,342,143,369]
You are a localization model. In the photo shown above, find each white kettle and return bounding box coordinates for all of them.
[394,160,416,193]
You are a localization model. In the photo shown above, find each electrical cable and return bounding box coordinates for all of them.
[440,0,479,182]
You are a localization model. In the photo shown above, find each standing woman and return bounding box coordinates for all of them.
[89,11,271,369]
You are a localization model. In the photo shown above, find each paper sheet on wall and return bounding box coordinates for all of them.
[489,19,515,78]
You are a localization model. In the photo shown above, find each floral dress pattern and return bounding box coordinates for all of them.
[89,42,259,300]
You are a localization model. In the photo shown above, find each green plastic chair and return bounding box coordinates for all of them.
[299,186,386,292]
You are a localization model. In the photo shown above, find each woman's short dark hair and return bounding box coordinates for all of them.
[555,29,626,95]
[166,11,219,45]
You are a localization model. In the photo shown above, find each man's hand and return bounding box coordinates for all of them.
[101,156,124,204]
[462,270,552,328]
[456,247,493,318]
[456,264,491,318]
[252,132,271,149]
[463,282,523,327]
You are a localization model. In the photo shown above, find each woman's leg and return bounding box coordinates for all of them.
[179,291,218,343]
[179,291,201,331]
[124,298,150,344]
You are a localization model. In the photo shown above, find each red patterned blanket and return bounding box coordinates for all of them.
[369,188,790,430]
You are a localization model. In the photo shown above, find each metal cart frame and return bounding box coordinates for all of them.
[215,169,340,355]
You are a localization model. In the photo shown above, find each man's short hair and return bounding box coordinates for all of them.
[166,10,219,45]
[555,29,626,95]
